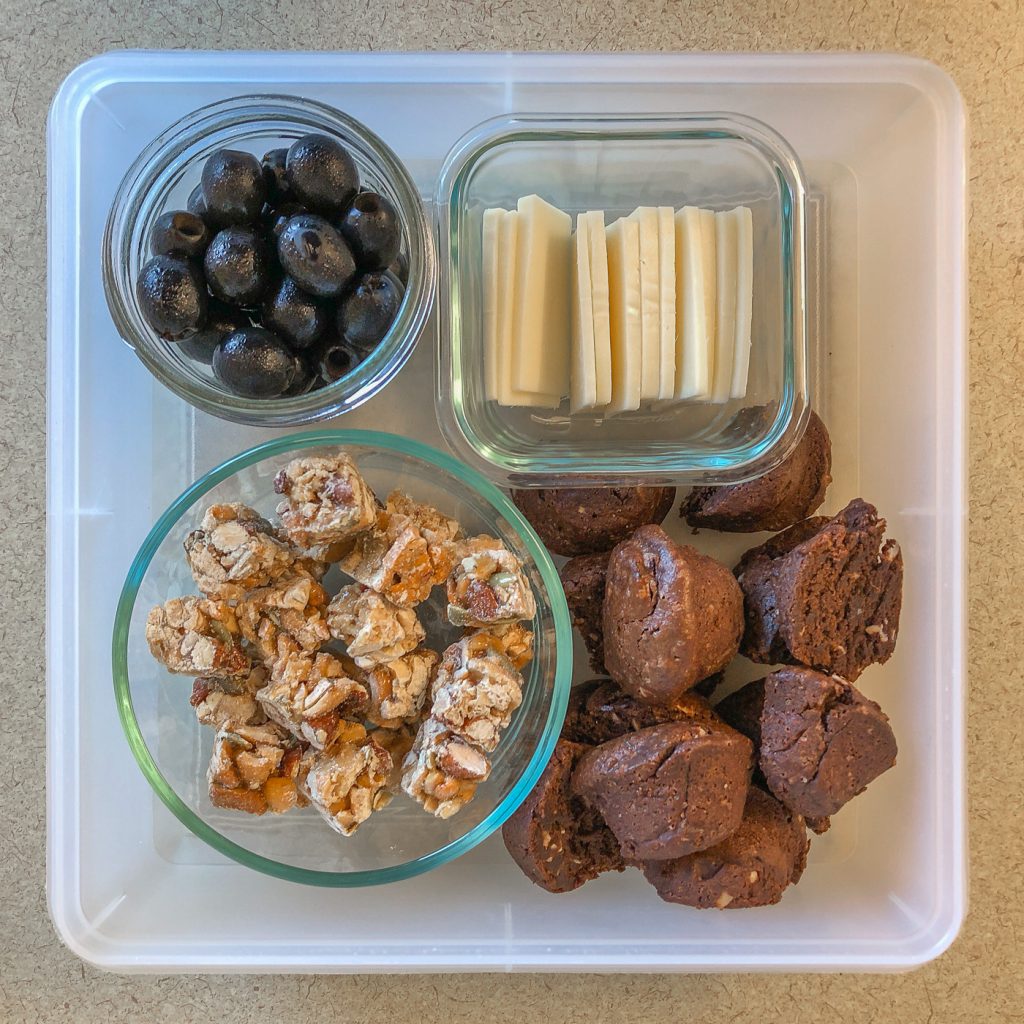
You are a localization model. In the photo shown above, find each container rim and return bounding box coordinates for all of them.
[110,428,573,887]
[434,110,810,487]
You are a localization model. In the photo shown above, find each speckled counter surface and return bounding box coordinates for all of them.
[1,0,1019,1019]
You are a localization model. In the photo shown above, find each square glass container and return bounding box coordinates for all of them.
[436,113,809,487]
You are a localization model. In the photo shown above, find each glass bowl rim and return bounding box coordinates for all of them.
[111,428,573,887]
[433,109,809,487]
[102,93,436,427]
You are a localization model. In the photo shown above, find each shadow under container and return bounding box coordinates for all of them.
[436,112,809,488]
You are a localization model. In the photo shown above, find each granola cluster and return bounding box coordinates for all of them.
[446,536,537,627]
[146,447,537,837]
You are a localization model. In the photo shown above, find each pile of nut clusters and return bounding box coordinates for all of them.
[145,450,537,835]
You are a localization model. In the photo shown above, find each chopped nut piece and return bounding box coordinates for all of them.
[274,453,378,549]
[257,639,368,749]
[146,596,250,678]
[207,722,308,816]
[371,725,417,790]
[336,491,462,607]
[466,621,535,671]
[383,491,464,582]
[304,737,393,835]
[446,536,536,628]
[326,584,426,668]
[430,635,524,752]
[364,648,439,729]
[184,502,322,600]
[237,576,331,664]
[190,666,267,730]
[401,718,490,818]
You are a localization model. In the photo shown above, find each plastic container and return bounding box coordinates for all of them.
[47,50,966,973]
[113,429,571,886]
[436,112,809,487]
[103,95,435,426]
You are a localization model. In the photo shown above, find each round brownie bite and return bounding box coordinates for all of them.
[562,678,716,746]
[571,719,753,860]
[735,498,903,681]
[641,787,809,909]
[511,486,676,557]
[681,410,832,533]
[560,551,610,673]
[758,667,897,819]
[501,738,624,893]
[603,525,744,704]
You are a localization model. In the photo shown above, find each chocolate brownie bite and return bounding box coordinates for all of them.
[512,486,676,557]
[562,678,716,746]
[641,787,808,909]
[603,526,744,705]
[758,667,897,819]
[682,411,832,533]
[736,499,903,680]
[502,739,624,893]
[714,679,766,754]
[572,719,753,860]
[560,551,610,673]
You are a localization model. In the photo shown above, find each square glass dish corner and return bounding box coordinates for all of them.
[435,111,810,488]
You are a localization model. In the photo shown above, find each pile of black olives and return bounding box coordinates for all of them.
[135,133,407,399]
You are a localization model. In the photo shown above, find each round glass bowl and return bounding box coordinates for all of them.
[103,96,435,426]
[112,430,572,886]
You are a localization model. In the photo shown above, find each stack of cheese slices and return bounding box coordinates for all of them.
[482,194,753,413]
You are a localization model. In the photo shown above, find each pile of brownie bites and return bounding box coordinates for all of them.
[504,411,903,910]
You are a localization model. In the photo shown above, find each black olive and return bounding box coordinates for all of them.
[136,255,207,341]
[149,210,210,260]
[265,200,307,242]
[276,213,356,299]
[338,190,402,270]
[186,183,209,221]
[285,134,359,217]
[337,270,404,350]
[261,148,290,204]
[177,300,250,365]
[386,248,409,284]
[281,353,317,396]
[204,227,271,306]
[201,149,266,227]
[262,275,330,351]
[213,327,295,398]
[317,333,361,383]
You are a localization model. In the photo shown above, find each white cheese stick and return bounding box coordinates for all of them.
[673,207,711,400]
[711,209,739,403]
[730,205,754,399]
[605,217,643,414]
[700,207,718,389]
[482,208,504,402]
[511,194,571,398]
[570,215,597,413]
[629,206,662,401]
[584,211,613,408]
[496,210,560,408]
[656,206,676,400]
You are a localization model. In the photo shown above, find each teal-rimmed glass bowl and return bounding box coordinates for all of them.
[112,429,572,886]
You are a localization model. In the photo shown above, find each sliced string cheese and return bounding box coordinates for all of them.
[711,209,739,403]
[730,205,754,399]
[605,216,643,414]
[511,194,571,398]
[584,211,613,409]
[656,206,676,400]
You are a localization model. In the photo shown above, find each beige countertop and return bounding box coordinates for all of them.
[2,0,1020,1019]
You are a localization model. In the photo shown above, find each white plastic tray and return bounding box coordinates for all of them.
[46,51,967,973]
